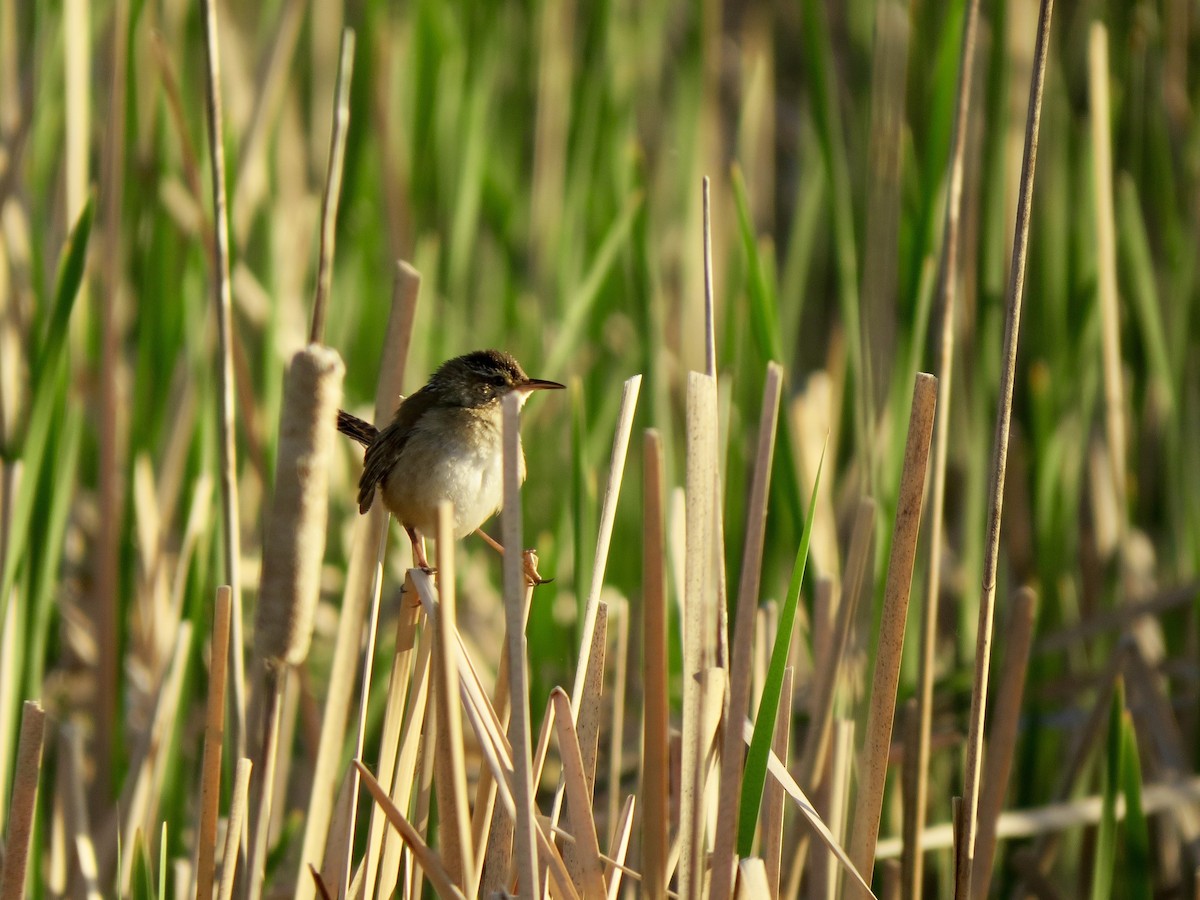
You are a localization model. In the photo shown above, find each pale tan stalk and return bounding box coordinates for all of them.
[362,601,423,896]
[606,598,629,843]
[217,760,253,900]
[296,262,419,900]
[200,0,246,763]
[848,373,937,893]
[196,587,232,900]
[641,429,669,899]
[0,701,45,899]
[736,858,771,899]
[763,666,793,898]
[908,0,981,894]
[956,2,1055,893]
[711,363,783,900]
[499,389,541,899]
[1088,22,1128,544]
[605,795,636,900]
[355,762,467,899]
[432,501,476,893]
[308,28,354,344]
[971,587,1037,898]
[552,689,607,897]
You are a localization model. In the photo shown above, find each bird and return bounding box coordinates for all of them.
[336,349,564,571]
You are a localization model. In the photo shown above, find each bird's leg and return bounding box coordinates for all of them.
[405,526,435,573]
[473,528,553,586]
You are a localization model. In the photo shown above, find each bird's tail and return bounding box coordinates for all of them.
[336,409,379,448]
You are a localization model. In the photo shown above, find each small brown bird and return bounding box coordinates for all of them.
[337,349,564,569]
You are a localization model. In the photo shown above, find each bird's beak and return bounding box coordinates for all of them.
[520,378,566,392]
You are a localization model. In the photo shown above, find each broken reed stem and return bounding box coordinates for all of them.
[552,688,608,897]
[308,27,355,344]
[711,362,783,900]
[501,390,540,899]
[956,1,1054,895]
[764,666,794,898]
[680,371,719,900]
[848,373,937,893]
[641,429,669,900]
[703,175,716,378]
[971,587,1037,899]
[909,0,981,895]
[196,586,233,900]
[0,701,45,899]
[245,671,284,900]
[199,0,248,763]
[295,262,419,900]
[1088,22,1129,538]
[433,501,476,894]
[218,759,253,900]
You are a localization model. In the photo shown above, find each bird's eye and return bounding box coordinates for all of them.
[490,373,508,387]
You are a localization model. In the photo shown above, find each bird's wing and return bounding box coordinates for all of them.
[357,387,437,514]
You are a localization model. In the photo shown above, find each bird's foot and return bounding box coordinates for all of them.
[523,549,553,587]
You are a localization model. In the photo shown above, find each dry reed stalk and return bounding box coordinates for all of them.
[971,587,1037,898]
[956,2,1055,894]
[847,373,937,894]
[641,429,670,899]
[409,678,439,898]
[736,857,771,898]
[217,759,253,900]
[799,499,875,785]
[908,0,982,894]
[711,362,783,900]
[566,375,641,718]
[702,176,716,378]
[432,501,477,893]
[899,697,920,896]
[308,28,354,344]
[196,586,233,900]
[763,666,793,898]
[551,689,607,897]
[0,701,44,899]
[606,598,629,843]
[605,795,636,900]
[1087,22,1128,543]
[377,602,433,897]
[60,724,101,898]
[63,0,90,223]
[354,761,467,899]
[680,371,719,900]
[879,769,1200,857]
[576,602,608,798]
[740,721,872,895]
[94,0,131,789]
[199,0,247,763]
[361,601,423,895]
[296,261,419,900]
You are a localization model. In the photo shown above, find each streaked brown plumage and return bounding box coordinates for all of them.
[337,349,563,568]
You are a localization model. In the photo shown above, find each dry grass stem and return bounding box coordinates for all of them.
[702,175,716,378]
[432,501,476,893]
[763,666,793,898]
[354,761,467,900]
[736,857,770,898]
[909,1,982,894]
[680,371,720,899]
[296,262,420,900]
[195,586,232,900]
[605,794,636,900]
[971,586,1037,898]
[740,721,873,896]
[200,0,247,763]
[606,598,629,843]
[1087,22,1129,539]
[551,688,608,898]
[0,700,44,899]
[308,28,355,344]
[641,429,669,899]
[848,372,937,893]
[217,759,253,900]
[956,1,1055,894]
[711,362,783,900]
